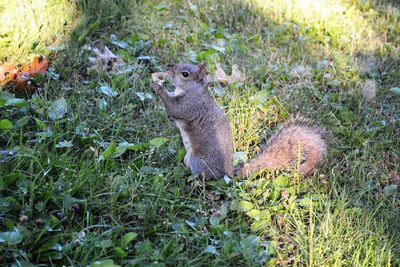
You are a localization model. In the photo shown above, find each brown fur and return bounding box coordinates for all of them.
[235,118,328,177]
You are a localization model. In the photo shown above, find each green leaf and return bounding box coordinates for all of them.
[0,227,23,245]
[273,175,289,187]
[383,185,398,196]
[0,92,26,108]
[100,141,117,160]
[214,85,227,97]
[161,238,175,258]
[126,142,150,151]
[176,148,186,162]
[246,209,261,220]
[56,140,73,148]
[115,247,127,259]
[91,259,121,267]
[339,109,353,123]
[98,85,119,97]
[0,119,13,130]
[286,186,296,196]
[389,87,400,95]
[114,141,133,157]
[34,118,46,129]
[240,235,260,261]
[16,116,30,128]
[48,97,68,120]
[251,219,269,232]
[224,175,232,184]
[248,89,270,103]
[205,245,219,255]
[135,92,153,101]
[237,200,254,212]
[96,239,113,249]
[121,232,137,248]
[149,137,169,148]
[299,198,313,207]
[209,213,220,226]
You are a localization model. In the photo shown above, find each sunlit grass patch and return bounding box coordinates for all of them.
[0,0,76,62]
[247,0,383,53]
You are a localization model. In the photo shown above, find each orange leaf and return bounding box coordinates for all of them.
[29,56,49,76]
[0,56,49,90]
[0,63,17,84]
[15,56,49,90]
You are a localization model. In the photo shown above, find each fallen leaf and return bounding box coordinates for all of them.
[290,64,311,78]
[93,46,119,60]
[0,63,17,84]
[210,63,246,85]
[389,171,400,186]
[88,46,125,74]
[361,79,377,101]
[0,56,49,90]
[15,57,49,90]
[48,97,68,121]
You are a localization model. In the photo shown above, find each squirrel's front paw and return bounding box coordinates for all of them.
[151,83,163,94]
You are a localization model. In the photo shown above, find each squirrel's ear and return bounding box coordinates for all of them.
[197,61,208,72]
[197,61,208,81]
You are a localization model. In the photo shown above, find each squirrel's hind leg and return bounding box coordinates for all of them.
[189,156,224,180]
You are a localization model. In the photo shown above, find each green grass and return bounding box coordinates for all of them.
[0,0,399,266]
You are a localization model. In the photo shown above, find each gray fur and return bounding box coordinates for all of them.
[152,62,233,179]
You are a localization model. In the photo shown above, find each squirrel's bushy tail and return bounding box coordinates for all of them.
[235,118,328,177]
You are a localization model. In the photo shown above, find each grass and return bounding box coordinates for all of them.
[0,0,399,266]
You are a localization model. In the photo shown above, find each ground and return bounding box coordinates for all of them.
[0,0,399,266]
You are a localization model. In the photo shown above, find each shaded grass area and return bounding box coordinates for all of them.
[0,0,399,266]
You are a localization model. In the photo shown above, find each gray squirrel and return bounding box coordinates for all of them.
[151,61,327,179]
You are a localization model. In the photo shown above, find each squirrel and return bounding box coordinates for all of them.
[151,61,327,180]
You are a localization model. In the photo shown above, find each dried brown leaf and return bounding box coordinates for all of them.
[361,79,377,101]
[88,46,125,74]
[211,63,246,85]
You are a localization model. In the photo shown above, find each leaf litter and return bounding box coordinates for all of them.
[209,63,247,85]
[87,46,128,74]
[0,56,49,90]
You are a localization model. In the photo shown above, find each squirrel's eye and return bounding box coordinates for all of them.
[182,71,190,77]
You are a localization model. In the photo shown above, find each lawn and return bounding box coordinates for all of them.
[0,0,399,266]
